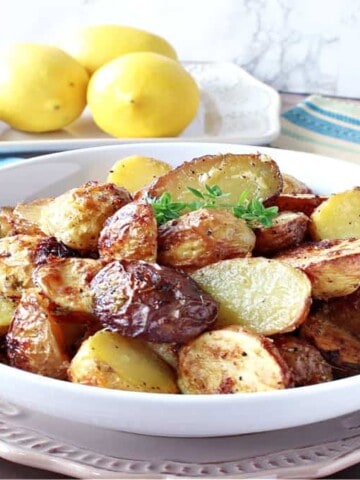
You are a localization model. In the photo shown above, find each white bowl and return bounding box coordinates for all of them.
[1,142,360,438]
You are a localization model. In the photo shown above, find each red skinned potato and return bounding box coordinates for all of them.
[158,208,255,270]
[273,194,327,217]
[99,201,157,263]
[91,260,218,343]
[281,174,312,195]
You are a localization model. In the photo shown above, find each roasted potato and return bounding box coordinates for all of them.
[91,260,218,343]
[178,325,292,394]
[39,182,132,252]
[99,202,157,263]
[33,257,102,314]
[272,335,333,386]
[0,295,17,336]
[147,342,180,369]
[310,188,360,241]
[253,211,309,256]
[276,238,360,299]
[191,257,311,336]
[0,207,16,237]
[146,153,283,206]
[69,330,179,393]
[32,236,80,266]
[282,174,312,195]
[158,208,255,270]
[300,311,360,375]
[0,205,44,237]
[273,194,327,217]
[6,289,69,379]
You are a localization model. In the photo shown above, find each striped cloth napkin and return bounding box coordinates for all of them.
[271,95,360,162]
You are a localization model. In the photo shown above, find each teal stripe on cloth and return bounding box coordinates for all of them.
[282,107,360,144]
[304,100,360,127]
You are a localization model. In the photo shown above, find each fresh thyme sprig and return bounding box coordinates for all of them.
[148,185,278,227]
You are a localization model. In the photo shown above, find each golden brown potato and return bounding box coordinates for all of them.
[191,257,311,336]
[13,198,50,235]
[272,335,333,386]
[178,325,292,394]
[158,208,255,270]
[300,311,360,375]
[69,330,179,393]
[33,257,102,314]
[275,238,360,299]
[0,207,15,238]
[0,205,44,237]
[91,260,218,343]
[310,188,360,241]
[273,194,327,217]
[39,182,132,252]
[0,296,17,336]
[253,211,309,256]
[0,234,45,298]
[147,342,180,369]
[6,289,69,379]
[146,153,283,206]
[98,201,157,263]
[282,174,312,195]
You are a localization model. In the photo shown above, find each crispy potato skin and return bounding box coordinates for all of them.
[147,153,283,206]
[300,311,360,374]
[40,182,132,252]
[272,335,333,386]
[91,260,219,343]
[6,289,69,379]
[275,238,360,299]
[178,325,292,394]
[254,211,309,256]
[282,174,312,195]
[273,194,327,217]
[158,208,255,270]
[33,257,102,314]
[310,188,360,241]
[99,201,157,263]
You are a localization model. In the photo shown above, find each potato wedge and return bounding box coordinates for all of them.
[191,257,311,336]
[0,296,17,336]
[310,188,360,241]
[158,208,255,270]
[178,325,291,394]
[275,238,360,299]
[300,311,360,374]
[33,257,102,314]
[6,289,69,379]
[69,330,179,393]
[99,202,157,263]
[273,194,327,217]
[39,182,132,252]
[282,174,312,195]
[147,153,282,205]
[272,335,333,386]
[253,211,309,256]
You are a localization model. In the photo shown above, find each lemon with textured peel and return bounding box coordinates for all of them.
[107,155,172,193]
[87,52,200,138]
[0,43,89,133]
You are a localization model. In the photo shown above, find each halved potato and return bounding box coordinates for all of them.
[33,257,102,314]
[191,257,311,336]
[253,211,309,256]
[310,188,360,240]
[147,342,180,369]
[99,202,157,263]
[178,325,292,394]
[6,288,69,379]
[158,208,255,270]
[276,238,360,299]
[147,153,282,205]
[273,194,327,217]
[0,205,45,237]
[39,182,132,252]
[69,330,179,393]
[13,198,50,235]
[282,174,312,195]
[272,335,333,386]
[0,296,17,336]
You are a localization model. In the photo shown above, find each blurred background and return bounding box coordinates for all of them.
[1,0,359,98]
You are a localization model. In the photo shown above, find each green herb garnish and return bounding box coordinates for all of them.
[148,185,278,227]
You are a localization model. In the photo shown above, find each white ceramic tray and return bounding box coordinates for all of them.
[0,62,280,154]
[0,399,359,479]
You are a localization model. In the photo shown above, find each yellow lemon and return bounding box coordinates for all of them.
[87,52,200,138]
[0,43,89,133]
[61,24,178,75]
[107,155,172,193]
